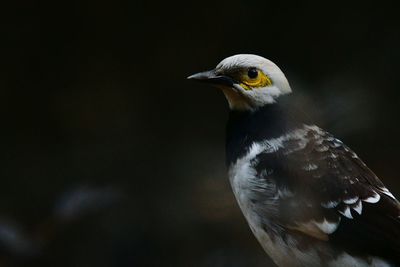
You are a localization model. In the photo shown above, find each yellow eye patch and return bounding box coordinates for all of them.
[240,69,272,90]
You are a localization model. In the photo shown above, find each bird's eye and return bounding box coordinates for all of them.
[239,68,272,90]
[247,68,259,79]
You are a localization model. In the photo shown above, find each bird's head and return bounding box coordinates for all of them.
[188,54,291,111]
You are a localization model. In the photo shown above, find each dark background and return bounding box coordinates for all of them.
[1,1,400,266]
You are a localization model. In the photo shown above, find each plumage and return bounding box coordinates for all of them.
[188,54,400,266]
[227,103,400,266]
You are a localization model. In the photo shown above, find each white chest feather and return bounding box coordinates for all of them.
[228,141,319,266]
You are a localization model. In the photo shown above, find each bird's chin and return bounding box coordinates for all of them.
[220,86,253,111]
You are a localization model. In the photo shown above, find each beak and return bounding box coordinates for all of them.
[187,70,234,87]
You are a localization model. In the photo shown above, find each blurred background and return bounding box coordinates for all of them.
[1,1,400,266]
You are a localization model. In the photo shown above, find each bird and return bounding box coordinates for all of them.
[188,54,400,267]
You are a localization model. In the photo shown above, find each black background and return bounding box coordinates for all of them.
[1,1,400,266]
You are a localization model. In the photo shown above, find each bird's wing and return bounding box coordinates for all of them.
[252,125,400,262]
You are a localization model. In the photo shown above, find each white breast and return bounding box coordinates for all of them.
[228,142,299,266]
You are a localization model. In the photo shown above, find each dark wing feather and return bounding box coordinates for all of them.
[253,126,400,263]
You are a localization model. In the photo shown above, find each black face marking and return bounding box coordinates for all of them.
[247,68,258,79]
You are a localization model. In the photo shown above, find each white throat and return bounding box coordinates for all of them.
[221,85,291,111]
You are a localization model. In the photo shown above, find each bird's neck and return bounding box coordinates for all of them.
[225,97,302,166]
